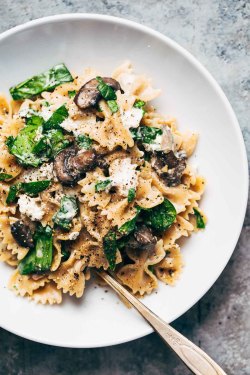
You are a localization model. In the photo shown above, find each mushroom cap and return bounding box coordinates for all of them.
[11,220,34,248]
[54,146,97,185]
[74,77,122,110]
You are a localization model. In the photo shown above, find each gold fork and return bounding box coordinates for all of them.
[96,270,227,375]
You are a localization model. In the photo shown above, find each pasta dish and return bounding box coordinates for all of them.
[0,62,205,304]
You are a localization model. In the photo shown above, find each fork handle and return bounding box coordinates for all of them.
[98,271,227,375]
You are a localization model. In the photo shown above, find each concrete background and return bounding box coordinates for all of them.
[0,1,249,374]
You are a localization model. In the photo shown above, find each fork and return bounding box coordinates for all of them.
[96,270,227,375]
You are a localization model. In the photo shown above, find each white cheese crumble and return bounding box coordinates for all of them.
[18,194,45,221]
[68,231,80,241]
[59,118,84,136]
[109,158,138,197]
[121,107,143,130]
[143,126,174,152]
[22,163,54,183]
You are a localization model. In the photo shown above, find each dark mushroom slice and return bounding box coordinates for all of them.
[11,221,34,248]
[54,146,97,185]
[127,225,157,252]
[74,77,122,110]
[152,150,187,187]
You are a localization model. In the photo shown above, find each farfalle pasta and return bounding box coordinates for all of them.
[0,61,206,304]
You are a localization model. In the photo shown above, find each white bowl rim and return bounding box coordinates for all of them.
[0,13,248,348]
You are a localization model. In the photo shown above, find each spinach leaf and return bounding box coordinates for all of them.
[96,77,117,100]
[0,173,12,181]
[43,105,68,131]
[107,100,119,113]
[128,188,136,203]
[18,225,53,275]
[10,63,73,100]
[130,126,162,144]
[6,180,51,204]
[68,90,76,98]
[95,179,112,193]
[53,196,78,231]
[76,135,93,150]
[118,208,141,236]
[6,117,44,167]
[143,199,176,231]
[6,183,22,204]
[193,208,205,229]
[33,129,71,158]
[22,180,51,197]
[133,99,146,114]
[103,230,117,271]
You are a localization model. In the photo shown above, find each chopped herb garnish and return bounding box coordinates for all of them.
[143,199,176,231]
[96,76,117,101]
[18,225,53,275]
[53,196,78,231]
[10,63,73,100]
[128,188,136,203]
[103,230,117,271]
[43,101,50,107]
[130,126,162,144]
[6,180,51,204]
[95,179,112,193]
[118,208,141,236]
[76,134,93,150]
[43,105,68,131]
[68,90,76,98]
[0,173,12,181]
[21,180,51,197]
[107,100,119,113]
[6,183,22,204]
[6,117,44,167]
[133,99,146,114]
[193,208,205,229]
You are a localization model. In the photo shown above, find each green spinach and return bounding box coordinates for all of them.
[6,180,51,204]
[143,199,176,231]
[68,90,76,98]
[6,117,44,167]
[103,230,117,271]
[133,99,146,114]
[10,63,73,100]
[18,225,53,275]
[53,196,78,231]
[95,179,112,193]
[0,173,12,181]
[107,100,119,113]
[96,76,117,101]
[130,126,162,144]
[43,105,68,131]
[76,135,93,150]
[127,188,136,203]
[193,208,205,229]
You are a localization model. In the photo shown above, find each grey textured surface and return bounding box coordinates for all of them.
[0,1,249,374]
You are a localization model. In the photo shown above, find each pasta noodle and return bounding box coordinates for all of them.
[0,61,205,304]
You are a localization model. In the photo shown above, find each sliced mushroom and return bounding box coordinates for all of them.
[11,221,34,248]
[54,146,97,185]
[128,225,157,252]
[152,150,186,187]
[74,77,122,110]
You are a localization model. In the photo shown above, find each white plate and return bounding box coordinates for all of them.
[0,14,248,348]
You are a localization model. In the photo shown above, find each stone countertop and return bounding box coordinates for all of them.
[0,1,249,374]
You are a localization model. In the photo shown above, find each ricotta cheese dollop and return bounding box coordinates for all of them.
[109,157,139,197]
[18,194,45,221]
